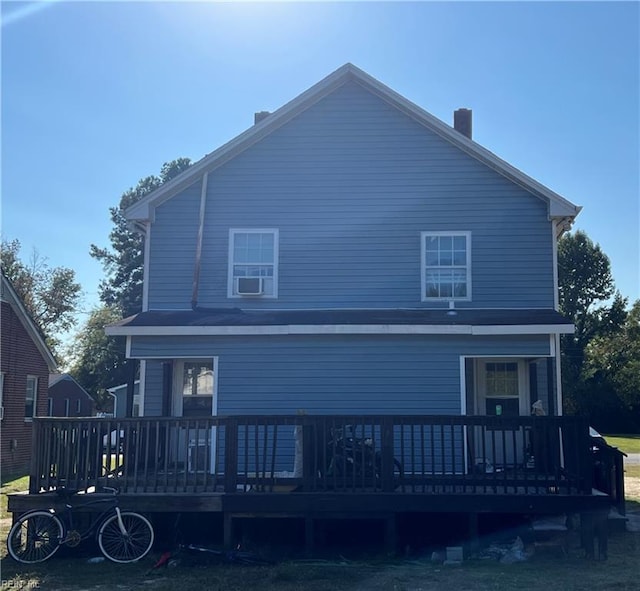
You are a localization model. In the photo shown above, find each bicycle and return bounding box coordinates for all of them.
[7,486,154,564]
[323,425,404,483]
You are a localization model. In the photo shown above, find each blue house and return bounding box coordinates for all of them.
[13,65,620,557]
[107,63,579,425]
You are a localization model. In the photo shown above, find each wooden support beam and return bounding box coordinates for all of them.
[223,512,234,550]
[385,514,397,556]
[468,512,479,556]
[305,517,314,557]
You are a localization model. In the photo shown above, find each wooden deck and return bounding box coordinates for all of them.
[8,414,623,555]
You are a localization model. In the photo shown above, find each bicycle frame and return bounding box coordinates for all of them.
[54,490,126,546]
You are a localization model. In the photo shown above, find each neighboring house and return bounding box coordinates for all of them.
[106,381,140,418]
[1,271,57,474]
[108,63,580,423]
[48,374,96,417]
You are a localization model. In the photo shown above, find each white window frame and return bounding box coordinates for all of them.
[25,375,38,421]
[76,398,82,415]
[227,229,279,299]
[48,398,53,417]
[421,231,472,302]
[64,399,70,417]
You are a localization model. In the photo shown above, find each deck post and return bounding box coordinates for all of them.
[467,512,480,556]
[580,511,609,560]
[381,417,394,492]
[224,418,238,493]
[223,512,234,550]
[305,516,314,556]
[29,418,42,493]
[385,514,397,556]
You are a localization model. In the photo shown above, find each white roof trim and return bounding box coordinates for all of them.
[1,273,58,371]
[106,323,574,337]
[125,63,581,222]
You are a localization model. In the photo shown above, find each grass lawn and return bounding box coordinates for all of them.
[603,435,640,454]
[2,450,639,590]
[1,473,29,521]
[0,527,639,591]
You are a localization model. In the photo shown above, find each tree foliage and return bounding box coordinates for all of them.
[90,158,192,317]
[71,159,191,408]
[1,238,82,357]
[68,306,130,410]
[581,300,640,431]
[558,230,628,422]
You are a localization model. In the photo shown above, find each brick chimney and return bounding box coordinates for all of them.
[254,111,271,124]
[453,108,472,139]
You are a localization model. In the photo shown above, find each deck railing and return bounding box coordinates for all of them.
[28,414,602,498]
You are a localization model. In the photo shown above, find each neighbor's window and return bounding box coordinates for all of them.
[25,376,38,420]
[422,232,471,300]
[181,361,214,417]
[228,229,278,297]
[64,399,70,417]
[76,399,82,415]
[48,398,53,417]
[0,372,4,420]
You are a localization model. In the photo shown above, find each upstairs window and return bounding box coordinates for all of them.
[228,229,278,298]
[25,376,38,420]
[0,372,4,420]
[421,232,471,301]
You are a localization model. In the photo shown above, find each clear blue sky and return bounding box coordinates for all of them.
[2,1,639,332]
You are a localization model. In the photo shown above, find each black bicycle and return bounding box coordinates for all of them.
[7,487,154,564]
[324,425,404,482]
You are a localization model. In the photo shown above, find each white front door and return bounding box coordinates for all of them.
[173,359,218,473]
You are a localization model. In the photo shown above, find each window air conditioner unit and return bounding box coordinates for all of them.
[237,277,263,296]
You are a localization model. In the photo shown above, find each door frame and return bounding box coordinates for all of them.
[474,358,529,417]
[172,357,219,473]
[172,358,219,418]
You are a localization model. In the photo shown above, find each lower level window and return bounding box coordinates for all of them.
[181,361,214,417]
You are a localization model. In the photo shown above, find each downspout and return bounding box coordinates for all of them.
[191,172,209,310]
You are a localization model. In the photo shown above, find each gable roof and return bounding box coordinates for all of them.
[125,63,581,224]
[1,270,58,371]
[48,373,96,402]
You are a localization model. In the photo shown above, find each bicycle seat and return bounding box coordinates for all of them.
[55,487,79,501]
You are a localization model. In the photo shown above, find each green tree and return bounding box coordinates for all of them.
[90,158,192,317]
[68,305,130,410]
[71,158,191,408]
[1,238,82,357]
[582,300,640,431]
[558,230,627,415]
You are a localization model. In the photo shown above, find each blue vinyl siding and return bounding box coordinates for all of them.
[146,81,554,310]
[143,361,164,417]
[136,334,551,416]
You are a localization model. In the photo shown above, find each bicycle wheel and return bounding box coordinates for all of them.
[7,511,64,564]
[98,511,154,563]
